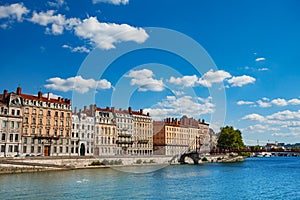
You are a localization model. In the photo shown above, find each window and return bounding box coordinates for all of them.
[9,134,13,142]
[15,134,19,141]
[47,110,51,116]
[32,117,36,124]
[25,108,29,114]
[46,129,50,136]
[11,109,15,115]
[17,110,20,115]
[54,130,57,136]
[14,145,18,152]
[16,122,20,128]
[60,130,63,136]
[39,109,43,115]
[60,147,62,153]
[39,118,42,125]
[38,146,41,153]
[33,109,36,114]
[1,145,5,152]
[32,128,36,134]
[1,133,5,141]
[31,138,34,144]
[8,145,13,152]
[24,117,28,124]
[2,121,6,128]
[39,128,42,135]
[10,121,14,128]
[61,112,64,117]
[31,146,34,153]
[23,146,27,153]
[55,111,58,117]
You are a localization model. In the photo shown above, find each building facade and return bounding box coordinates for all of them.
[16,87,72,156]
[94,107,117,156]
[131,108,153,156]
[0,90,22,157]
[71,112,94,156]
[153,116,210,156]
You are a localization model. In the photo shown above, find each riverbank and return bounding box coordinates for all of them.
[0,154,245,175]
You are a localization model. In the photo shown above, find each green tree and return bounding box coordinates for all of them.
[217,126,246,150]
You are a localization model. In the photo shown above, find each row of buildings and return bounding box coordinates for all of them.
[0,87,216,157]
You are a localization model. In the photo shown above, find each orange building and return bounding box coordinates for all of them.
[153,116,209,156]
[15,87,72,156]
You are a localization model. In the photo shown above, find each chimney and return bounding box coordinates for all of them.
[58,97,61,102]
[16,87,22,95]
[47,92,50,100]
[147,112,150,116]
[202,119,205,123]
[3,90,8,101]
[84,106,87,112]
[111,107,115,112]
[140,109,143,114]
[38,91,42,98]
[128,107,132,114]
[74,107,77,114]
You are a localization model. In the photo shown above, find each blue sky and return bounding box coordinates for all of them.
[1,0,300,145]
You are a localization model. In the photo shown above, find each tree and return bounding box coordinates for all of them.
[217,126,246,150]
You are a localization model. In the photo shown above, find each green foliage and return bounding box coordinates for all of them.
[238,152,251,157]
[201,157,208,162]
[217,126,246,150]
[90,161,102,166]
[101,159,110,165]
[136,159,143,164]
[149,160,155,163]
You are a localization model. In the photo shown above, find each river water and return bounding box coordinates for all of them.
[1,157,299,199]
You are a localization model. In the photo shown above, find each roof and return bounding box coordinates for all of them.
[19,93,71,105]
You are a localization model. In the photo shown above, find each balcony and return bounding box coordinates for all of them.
[118,133,132,138]
[138,139,149,144]
[116,140,133,145]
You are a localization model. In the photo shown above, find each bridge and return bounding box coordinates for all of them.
[178,151,201,164]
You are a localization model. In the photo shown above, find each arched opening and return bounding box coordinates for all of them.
[80,143,85,156]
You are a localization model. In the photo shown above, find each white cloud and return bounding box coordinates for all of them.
[198,70,232,87]
[257,100,271,108]
[0,3,29,21]
[258,68,269,71]
[30,10,80,35]
[255,57,266,62]
[256,97,300,108]
[242,113,265,122]
[42,92,61,99]
[93,0,129,5]
[44,76,112,93]
[126,69,164,92]
[74,17,148,49]
[62,44,90,53]
[144,96,215,121]
[47,0,65,8]
[237,100,255,105]
[227,75,256,87]
[168,75,198,87]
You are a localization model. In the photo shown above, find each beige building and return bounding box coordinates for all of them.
[94,107,117,156]
[131,108,153,156]
[0,90,22,157]
[15,87,72,156]
[153,116,209,156]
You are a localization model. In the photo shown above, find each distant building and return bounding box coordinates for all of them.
[153,116,210,156]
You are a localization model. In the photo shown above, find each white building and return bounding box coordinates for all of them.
[71,112,94,156]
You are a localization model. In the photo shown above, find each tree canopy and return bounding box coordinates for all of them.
[217,126,246,150]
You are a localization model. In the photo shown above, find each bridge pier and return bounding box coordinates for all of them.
[178,152,200,164]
